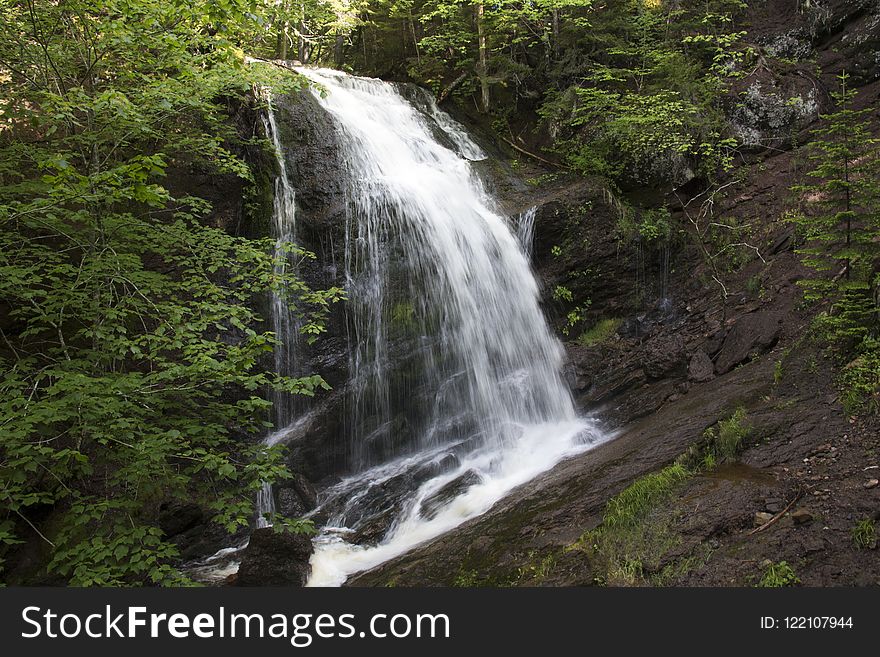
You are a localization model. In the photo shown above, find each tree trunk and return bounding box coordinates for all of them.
[476,3,489,113]
[409,10,421,63]
[278,20,288,60]
[334,32,345,68]
[552,9,560,61]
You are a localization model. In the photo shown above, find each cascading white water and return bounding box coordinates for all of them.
[516,206,538,259]
[291,69,605,586]
[256,93,301,528]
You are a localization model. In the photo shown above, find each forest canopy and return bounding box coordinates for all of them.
[1,0,877,586]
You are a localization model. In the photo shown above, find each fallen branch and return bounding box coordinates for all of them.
[14,509,55,548]
[244,56,303,71]
[499,136,562,168]
[747,490,802,536]
[437,72,468,104]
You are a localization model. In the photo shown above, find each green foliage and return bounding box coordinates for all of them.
[564,305,589,336]
[701,407,751,462]
[0,0,339,585]
[578,318,621,347]
[570,462,693,586]
[595,463,690,534]
[618,207,672,244]
[551,287,590,337]
[840,338,880,413]
[342,1,746,185]
[757,561,800,588]
[553,285,574,303]
[787,73,880,413]
[851,518,876,550]
[789,73,880,293]
[538,0,747,183]
[636,208,672,243]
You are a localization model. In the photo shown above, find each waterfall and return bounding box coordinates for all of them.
[515,206,537,259]
[286,69,604,586]
[256,92,301,528]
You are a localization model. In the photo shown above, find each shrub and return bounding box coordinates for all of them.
[757,561,800,587]
[851,518,877,549]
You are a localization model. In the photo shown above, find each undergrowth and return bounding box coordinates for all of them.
[571,408,752,586]
[757,561,800,587]
[578,318,622,347]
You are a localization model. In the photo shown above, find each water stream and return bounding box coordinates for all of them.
[281,69,604,586]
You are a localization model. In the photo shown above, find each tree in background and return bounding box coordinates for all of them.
[789,72,880,411]
[0,0,340,584]
[539,0,746,183]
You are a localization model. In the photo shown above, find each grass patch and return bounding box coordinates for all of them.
[601,463,690,530]
[570,408,755,586]
[570,463,693,586]
[578,318,622,347]
[708,407,751,460]
[757,561,800,587]
[680,407,752,469]
[851,518,876,549]
[515,551,557,583]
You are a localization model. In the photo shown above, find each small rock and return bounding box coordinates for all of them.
[865,479,879,489]
[754,511,774,526]
[791,508,813,525]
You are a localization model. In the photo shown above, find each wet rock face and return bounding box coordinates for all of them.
[748,0,880,83]
[274,473,319,518]
[419,470,483,520]
[714,311,782,375]
[319,452,465,546]
[261,89,362,484]
[236,527,314,586]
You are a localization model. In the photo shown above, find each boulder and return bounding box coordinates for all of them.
[274,473,319,518]
[642,334,685,379]
[715,311,782,374]
[349,508,399,545]
[688,351,715,383]
[236,528,313,587]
